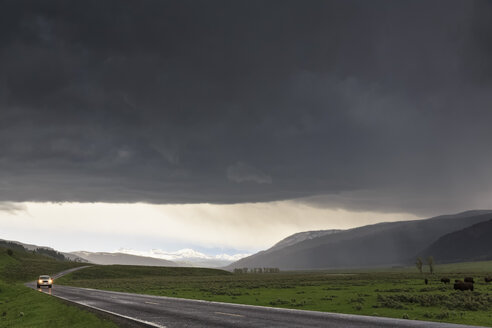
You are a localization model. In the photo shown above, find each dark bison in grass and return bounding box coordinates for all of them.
[454,281,474,291]
[440,277,450,284]
[464,277,475,284]
[484,277,492,283]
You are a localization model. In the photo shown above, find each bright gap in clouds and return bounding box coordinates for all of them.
[0,201,419,257]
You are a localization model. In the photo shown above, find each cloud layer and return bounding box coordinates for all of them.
[1,1,492,215]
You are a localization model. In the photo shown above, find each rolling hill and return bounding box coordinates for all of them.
[227,210,492,270]
[71,251,178,266]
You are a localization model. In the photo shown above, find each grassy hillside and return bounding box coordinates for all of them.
[0,247,84,283]
[57,260,492,327]
[0,246,117,328]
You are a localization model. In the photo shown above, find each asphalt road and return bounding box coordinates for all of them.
[26,269,485,328]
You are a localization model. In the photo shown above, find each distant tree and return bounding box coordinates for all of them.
[415,257,423,274]
[427,256,434,274]
[0,241,26,252]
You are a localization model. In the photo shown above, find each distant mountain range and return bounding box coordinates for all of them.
[227,210,492,270]
[115,248,250,268]
[0,237,248,267]
[71,251,178,266]
[69,249,249,268]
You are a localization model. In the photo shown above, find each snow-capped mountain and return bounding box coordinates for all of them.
[117,248,250,267]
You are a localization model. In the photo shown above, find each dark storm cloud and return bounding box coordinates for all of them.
[1,0,491,215]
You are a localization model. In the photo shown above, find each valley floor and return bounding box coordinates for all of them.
[56,261,492,327]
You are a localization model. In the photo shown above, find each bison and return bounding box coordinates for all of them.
[440,277,450,284]
[464,277,475,284]
[425,278,428,285]
[454,281,474,291]
[484,277,492,283]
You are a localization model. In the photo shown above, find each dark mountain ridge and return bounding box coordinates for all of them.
[268,229,342,253]
[418,218,492,263]
[227,210,492,270]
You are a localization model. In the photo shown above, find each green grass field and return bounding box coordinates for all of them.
[0,247,117,328]
[57,261,492,327]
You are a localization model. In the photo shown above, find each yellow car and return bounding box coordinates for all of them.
[37,275,53,288]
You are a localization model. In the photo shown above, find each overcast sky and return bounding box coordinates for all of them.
[1,1,491,254]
